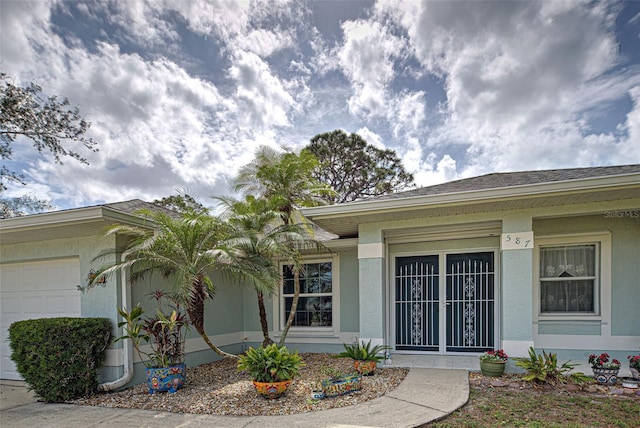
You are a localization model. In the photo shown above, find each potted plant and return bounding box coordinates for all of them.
[115,291,189,394]
[320,366,362,397]
[479,349,509,377]
[628,355,640,380]
[588,353,621,385]
[336,340,390,375]
[237,344,303,399]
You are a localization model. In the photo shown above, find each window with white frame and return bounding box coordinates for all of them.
[539,243,598,314]
[282,261,333,327]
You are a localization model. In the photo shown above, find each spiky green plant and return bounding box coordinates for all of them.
[514,347,591,386]
[336,340,390,362]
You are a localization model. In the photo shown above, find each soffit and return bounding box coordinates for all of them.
[0,207,154,245]
[309,187,640,237]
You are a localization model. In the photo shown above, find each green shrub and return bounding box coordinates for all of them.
[237,344,303,382]
[8,317,111,402]
[514,347,591,387]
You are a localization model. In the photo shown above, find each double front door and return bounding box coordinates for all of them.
[394,252,496,353]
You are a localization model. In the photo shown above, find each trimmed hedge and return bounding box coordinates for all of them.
[8,317,111,402]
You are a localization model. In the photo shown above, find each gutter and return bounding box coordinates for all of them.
[302,172,640,219]
[97,262,133,391]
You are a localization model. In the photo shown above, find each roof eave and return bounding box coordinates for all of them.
[302,172,640,220]
[0,206,154,233]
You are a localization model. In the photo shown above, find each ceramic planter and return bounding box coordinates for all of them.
[252,379,292,399]
[321,373,362,398]
[479,360,506,377]
[630,367,639,380]
[146,363,186,394]
[354,360,377,376]
[592,367,619,385]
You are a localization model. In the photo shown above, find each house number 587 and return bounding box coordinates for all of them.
[501,232,534,250]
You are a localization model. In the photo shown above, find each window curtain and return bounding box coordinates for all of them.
[540,245,596,313]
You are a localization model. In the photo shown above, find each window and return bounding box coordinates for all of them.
[539,244,598,314]
[282,261,333,327]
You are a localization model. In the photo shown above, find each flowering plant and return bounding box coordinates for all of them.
[628,355,640,370]
[479,349,509,362]
[588,353,621,369]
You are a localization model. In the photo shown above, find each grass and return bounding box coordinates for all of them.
[429,381,640,427]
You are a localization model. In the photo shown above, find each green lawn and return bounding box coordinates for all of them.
[429,385,640,427]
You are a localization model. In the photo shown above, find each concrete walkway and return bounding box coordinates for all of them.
[0,368,469,428]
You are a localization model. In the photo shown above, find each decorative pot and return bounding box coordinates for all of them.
[630,367,640,380]
[354,360,377,376]
[146,363,186,394]
[321,373,362,398]
[592,367,619,385]
[480,360,506,377]
[252,379,292,399]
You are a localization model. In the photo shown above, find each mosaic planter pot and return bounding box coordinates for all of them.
[146,363,186,394]
[322,373,362,398]
[354,360,377,376]
[253,379,292,399]
[630,367,639,380]
[592,367,619,385]
[480,360,506,377]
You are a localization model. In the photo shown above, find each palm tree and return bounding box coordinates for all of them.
[218,195,320,347]
[93,210,258,359]
[233,146,334,345]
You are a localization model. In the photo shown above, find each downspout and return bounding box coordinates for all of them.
[98,265,133,391]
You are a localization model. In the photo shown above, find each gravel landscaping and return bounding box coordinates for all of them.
[72,353,408,416]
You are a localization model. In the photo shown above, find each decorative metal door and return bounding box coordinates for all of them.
[395,252,495,353]
[395,256,439,351]
[445,252,495,352]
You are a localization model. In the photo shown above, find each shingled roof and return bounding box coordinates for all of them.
[103,199,182,218]
[372,164,640,201]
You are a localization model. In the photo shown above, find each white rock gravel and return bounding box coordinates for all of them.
[72,353,408,416]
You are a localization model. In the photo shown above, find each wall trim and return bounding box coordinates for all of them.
[358,242,385,259]
[502,340,535,358]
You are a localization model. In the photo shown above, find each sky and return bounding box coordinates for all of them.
[1,0,640,212]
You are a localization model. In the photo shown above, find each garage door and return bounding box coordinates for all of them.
[0,258,81,380]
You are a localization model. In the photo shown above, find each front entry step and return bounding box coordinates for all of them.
[390,354,481,371]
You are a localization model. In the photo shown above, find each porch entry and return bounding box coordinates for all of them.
[394,252,495,353]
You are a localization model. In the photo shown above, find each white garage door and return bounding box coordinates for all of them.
[0,258,81,380]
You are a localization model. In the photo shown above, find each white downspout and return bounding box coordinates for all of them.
[98,265,133,391]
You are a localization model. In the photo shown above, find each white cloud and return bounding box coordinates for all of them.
[229,50,296,128]
[356,127,385,149]
[377,0,640,175]
[237,28,295,57]
[338,19,405,117]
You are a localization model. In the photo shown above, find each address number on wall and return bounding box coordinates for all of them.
[501,232,534,250]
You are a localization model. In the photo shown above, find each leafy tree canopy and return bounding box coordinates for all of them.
[0,194,53,219]
[152,192,209,215]
[0,72,97,217]
[306,129,415,203]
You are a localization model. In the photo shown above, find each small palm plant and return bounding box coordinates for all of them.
[336,340,390,375]
[115,291,188,368]
[337,340,390,362]
[514,347,591,386]
[92,210,268,359]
